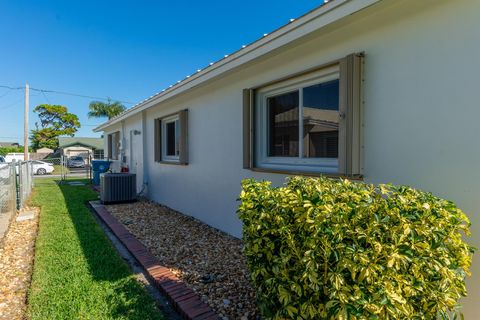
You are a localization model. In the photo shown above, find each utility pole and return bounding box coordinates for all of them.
[24,83,29,161]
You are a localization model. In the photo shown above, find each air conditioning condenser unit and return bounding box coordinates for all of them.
[100,173,137,204]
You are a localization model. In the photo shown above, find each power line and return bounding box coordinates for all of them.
[30,87,134,105]
[0,93,39,111]
[0,97,25,110]
[0,90,12,99]
[0,85,23,90]
[40,90,51,104]
[0,84,134,105]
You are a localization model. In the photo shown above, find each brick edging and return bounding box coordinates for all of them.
[89,201,220,320]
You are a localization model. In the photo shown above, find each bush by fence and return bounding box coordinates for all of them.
[238,176,474,319]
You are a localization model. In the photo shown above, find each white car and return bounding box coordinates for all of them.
[32,161,54,175]
[0,161,10,179]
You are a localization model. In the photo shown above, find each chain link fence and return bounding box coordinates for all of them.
[0,161,33,242]
[29,156,93,181]
[17,162,33,209]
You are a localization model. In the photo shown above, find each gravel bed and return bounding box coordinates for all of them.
[106,200,259,320]
[0,208,39,320]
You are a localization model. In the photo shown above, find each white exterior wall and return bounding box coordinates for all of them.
[102,0,480,315]
[122,113,145,192]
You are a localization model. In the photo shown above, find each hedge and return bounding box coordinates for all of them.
[238,176,474,319]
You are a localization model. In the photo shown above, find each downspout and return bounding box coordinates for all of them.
[141,110,149,197]
[120,120,126,166]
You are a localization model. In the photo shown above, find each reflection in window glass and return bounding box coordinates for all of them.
[175,119,180,156]
[267,91,299,157]
[166,121,178,156]
[303,80,339,158]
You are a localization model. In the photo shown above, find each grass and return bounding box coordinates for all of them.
[51,165,69,174]
[27,178,164,320]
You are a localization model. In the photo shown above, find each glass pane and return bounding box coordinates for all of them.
[166,121,176,156]
[303,80,339,158]
[175,119,180,156]
[267,91,299,157]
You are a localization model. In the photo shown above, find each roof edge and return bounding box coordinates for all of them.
[94,0,380,132]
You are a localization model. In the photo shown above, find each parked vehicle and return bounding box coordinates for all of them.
[32,161,54,175]
[4,153,24,163]
[0,157,8,179]
[67,156,85,168]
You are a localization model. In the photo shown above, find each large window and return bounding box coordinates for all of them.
[154,110,188,165]
[243,53,363,176]
[107,131,120,160]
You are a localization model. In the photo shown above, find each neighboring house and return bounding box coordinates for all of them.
[58,137,104,162]
[30,147,54,160]
[94,0,480,315]
[0,142,19,148]
[35,147,53,154]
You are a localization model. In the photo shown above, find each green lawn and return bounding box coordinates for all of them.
[52,165,69,174]
[27,179,164,320]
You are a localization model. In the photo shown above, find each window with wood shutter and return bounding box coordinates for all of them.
[107,131,120,160]
[243,53,363,177]
[154,109,188,165]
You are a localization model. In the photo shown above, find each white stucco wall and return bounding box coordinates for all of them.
[101,0,480,315]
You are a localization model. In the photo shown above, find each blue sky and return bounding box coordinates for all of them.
[0,0,324,144]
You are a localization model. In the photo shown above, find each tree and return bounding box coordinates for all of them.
[30,104,80,150]
[87,100,126,119]
[0,146,25,156]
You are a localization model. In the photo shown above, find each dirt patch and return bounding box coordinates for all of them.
[106,200,259,320]
[0,208,39,320]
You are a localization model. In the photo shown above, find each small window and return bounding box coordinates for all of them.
[154,110,188,165]
[93,149,104,159]
[163,115,180,160]
[108,131,120,160]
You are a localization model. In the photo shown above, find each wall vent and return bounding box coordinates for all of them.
[100,173,137,204]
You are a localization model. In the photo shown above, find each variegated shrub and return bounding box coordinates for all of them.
[238,177,474,319]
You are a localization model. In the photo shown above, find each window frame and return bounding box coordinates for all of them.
[154,109,189,165]
[161,114,180,162]
[255,66,341,174]
[94,149,104,160]
[243,53,364,177]
[107,131,120,160]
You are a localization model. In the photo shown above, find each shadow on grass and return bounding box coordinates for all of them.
[28,178,163,320]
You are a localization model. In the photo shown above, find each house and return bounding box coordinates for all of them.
[29,147,54,161]
[35,147,53,154]
[0,142,19,148]
[58,137,104,162]
[94,0,480,315]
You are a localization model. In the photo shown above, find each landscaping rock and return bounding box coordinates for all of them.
[106,200,259,319]
[0,207,39,320]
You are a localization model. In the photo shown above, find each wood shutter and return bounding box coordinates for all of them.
[154,118,161,162]
[179,109,188,165]
[107,134,112,159]
[339,53,364,176]
[243,89,254,169]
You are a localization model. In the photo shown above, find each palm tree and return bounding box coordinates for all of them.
[88,100,126,119]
